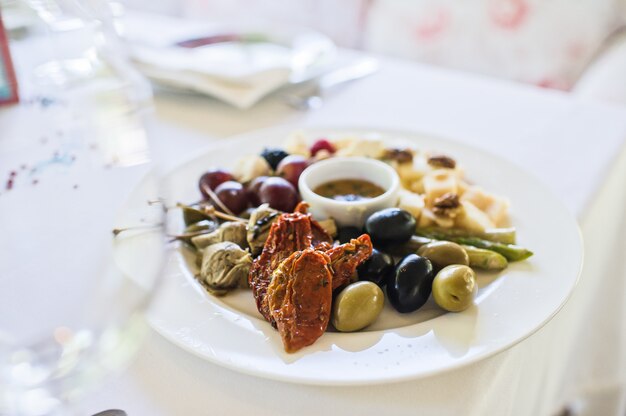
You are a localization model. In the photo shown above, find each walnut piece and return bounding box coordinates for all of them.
[428,155,456,169]
[432,192,461,217]
[385,148,413,163]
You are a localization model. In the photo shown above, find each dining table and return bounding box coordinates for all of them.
[8,38,626,415]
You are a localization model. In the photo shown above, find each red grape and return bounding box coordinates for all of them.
[276,155,309,188]
[258,177,298,212]
[246,175,269,206]
[310,138,336,157]
[199,169,234,198]
[214,181,249,215]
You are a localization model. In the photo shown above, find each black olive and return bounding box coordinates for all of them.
[337,226,363,244]
[386,254,434,313]
[357,249,394,287]
[365,208,416,245]
[261,148,289,170]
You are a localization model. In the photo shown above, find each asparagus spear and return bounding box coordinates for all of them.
[416,226,516,244]
[451,237,531,261]
[463,245,508,270]
[415,231,532,262]
[388,236,510,270]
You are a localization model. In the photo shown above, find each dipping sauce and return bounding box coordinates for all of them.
[313,179,385,202]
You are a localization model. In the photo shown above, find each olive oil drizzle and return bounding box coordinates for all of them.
[313,179,385,201]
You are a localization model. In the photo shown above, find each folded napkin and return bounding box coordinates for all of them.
[122,12,328,109]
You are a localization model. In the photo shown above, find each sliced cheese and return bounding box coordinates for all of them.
[455,201,495,232]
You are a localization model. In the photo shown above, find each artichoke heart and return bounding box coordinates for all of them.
[247,204,279,255]
[192,221,248,250]
[199,242,252,295]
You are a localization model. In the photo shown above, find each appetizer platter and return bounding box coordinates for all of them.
[146,127,582,384]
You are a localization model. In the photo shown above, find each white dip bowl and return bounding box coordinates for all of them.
[298,157,400,227]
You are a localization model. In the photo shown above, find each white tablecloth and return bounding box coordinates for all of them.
[70,53,626,416]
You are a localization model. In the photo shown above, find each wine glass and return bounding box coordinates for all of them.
[0,1,164,414]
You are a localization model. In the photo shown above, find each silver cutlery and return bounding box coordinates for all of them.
[282,58,379,110]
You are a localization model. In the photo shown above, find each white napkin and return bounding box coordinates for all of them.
[122,12,296,109]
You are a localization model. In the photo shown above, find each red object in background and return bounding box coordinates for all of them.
[0,11,19,106]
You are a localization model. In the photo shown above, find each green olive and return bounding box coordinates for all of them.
[432,265,477,312]
[332,282,384,332]
[417,241,469,271]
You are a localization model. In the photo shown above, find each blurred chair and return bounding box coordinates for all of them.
[364,0,626,104]
[572,29,626,105]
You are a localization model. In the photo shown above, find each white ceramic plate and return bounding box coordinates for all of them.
[146,127,583,385]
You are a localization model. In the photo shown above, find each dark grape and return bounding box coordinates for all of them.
[258,177,298,212]
[199,169,234,199]
[214,181,249,215]
[310,138,336,156]
[261,148,289,170]
[276,155,309,188]
[246,176,269,206]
